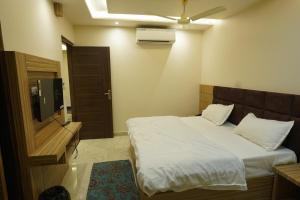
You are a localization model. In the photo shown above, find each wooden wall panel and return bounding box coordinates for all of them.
[2,51,80,199]
[199,84,214,112]
[0,147,8,200]
[33,113,64,148]
[30,164,68,197]
[15,53,36,154]
[4,52,34,200]
[23,54,62,152]
[26,54,60,73]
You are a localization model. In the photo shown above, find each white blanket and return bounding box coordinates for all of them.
[182,117,297,178]
[127,116,247,196]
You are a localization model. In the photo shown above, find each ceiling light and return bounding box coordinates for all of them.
[85,0,222,26]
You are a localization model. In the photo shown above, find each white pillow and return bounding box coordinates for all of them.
[202,104,234,125]
[234,113,294,151]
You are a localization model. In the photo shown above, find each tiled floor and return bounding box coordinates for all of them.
[61,135,131,200]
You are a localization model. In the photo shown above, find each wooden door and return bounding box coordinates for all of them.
[69,47,113,139]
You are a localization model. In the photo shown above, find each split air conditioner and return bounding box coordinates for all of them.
[136,28,176,44]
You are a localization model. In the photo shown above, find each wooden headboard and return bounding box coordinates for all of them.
[199,84,300,162]
[199,84,214,113]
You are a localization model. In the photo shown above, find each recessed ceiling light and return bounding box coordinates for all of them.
[85,0,222,26]
[115,21,119,25]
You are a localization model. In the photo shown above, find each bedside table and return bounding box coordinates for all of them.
[272,164,300,200]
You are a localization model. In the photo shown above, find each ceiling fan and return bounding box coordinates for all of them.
[157,0,226,25]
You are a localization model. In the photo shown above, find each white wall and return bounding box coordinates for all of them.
[74,26,202,133]
[201,0,300,94]
[0,0,74,63]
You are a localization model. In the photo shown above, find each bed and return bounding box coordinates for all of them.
[127,86,300,200]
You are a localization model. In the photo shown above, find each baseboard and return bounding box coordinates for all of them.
[114,132,128,136]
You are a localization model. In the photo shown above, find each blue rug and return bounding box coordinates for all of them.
[87,160,140,200]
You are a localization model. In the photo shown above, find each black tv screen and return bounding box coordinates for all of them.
[33,78,64,122]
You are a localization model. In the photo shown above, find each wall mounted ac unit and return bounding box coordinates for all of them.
[136,28,176,44]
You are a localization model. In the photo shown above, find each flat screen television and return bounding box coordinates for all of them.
[32,78,64,122]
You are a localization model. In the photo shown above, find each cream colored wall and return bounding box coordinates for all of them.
[74,26,202,133]
[0,0,74,63]
[201,0,300,94]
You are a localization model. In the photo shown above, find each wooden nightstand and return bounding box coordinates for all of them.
[272,164,300,200]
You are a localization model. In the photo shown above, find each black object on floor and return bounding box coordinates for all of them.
[39,186,71,200]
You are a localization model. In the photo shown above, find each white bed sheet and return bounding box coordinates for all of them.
[127,116,297,196]
[181,116,297,178]
[127,116,247,196]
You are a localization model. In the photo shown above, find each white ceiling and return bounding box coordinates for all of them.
[63,0,263,30]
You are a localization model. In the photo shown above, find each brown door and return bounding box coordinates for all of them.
[69,47,113,139]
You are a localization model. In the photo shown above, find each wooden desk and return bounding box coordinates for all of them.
[272,164,300,200]
[29,122,82,165]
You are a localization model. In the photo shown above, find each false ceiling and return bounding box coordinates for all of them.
[63,0,263,30]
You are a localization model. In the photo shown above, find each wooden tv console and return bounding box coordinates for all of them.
[2,51,82,199]
[29,122,81,166]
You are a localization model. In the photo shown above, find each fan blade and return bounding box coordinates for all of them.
[156,15,177,21]
[190,6,226,21]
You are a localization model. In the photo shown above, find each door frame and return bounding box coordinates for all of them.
[61,36,76,121]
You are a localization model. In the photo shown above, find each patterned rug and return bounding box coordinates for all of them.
[87,160,140,200]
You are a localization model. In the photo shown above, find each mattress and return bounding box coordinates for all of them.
[127,116,297,196]
[127,116,247,196]
[181,116,297,178]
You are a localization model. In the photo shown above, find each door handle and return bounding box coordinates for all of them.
[104,89,112,100]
